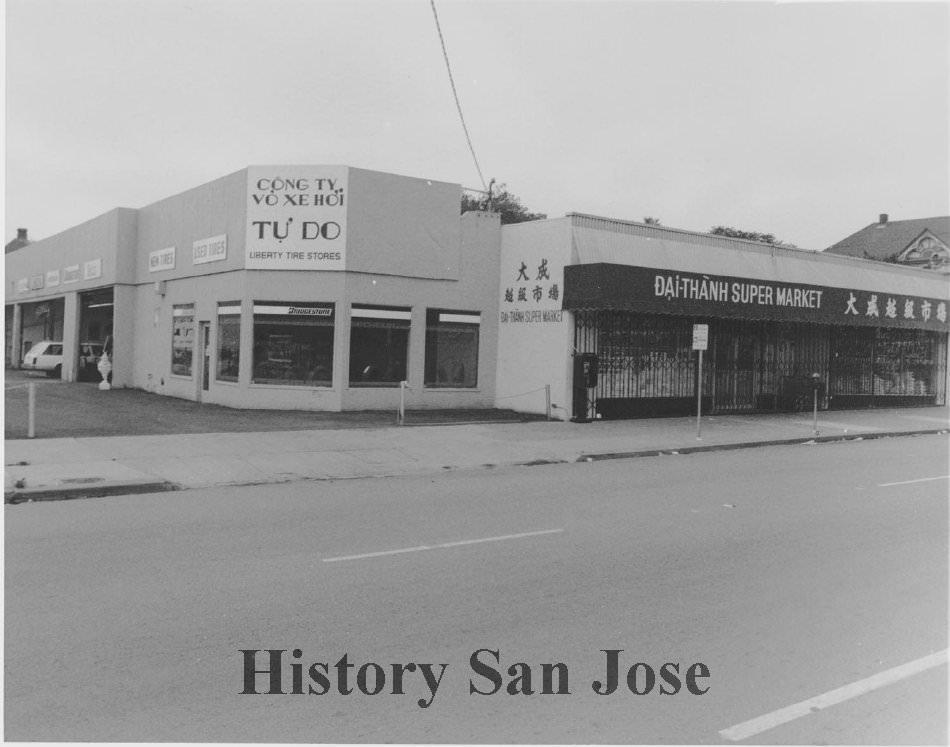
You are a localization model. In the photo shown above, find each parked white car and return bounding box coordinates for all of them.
[21,341,104,379]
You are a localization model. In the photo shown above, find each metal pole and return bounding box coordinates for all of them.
[813,386,819,437]
[545,384,551,421]
[399,381,406,425]
[28,381,36,438]
[696,350,703,440]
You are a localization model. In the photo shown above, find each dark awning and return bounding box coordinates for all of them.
[563,263,949,332]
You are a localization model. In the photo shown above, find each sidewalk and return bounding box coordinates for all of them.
[5,404,948,503]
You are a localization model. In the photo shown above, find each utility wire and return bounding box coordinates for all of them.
[430,0,488,192]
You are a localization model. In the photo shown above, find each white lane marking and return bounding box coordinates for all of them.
[322,528,564,563]
[878,475,950,487]
[719,649,948,742]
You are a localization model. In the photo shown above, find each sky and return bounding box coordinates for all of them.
[4,0,949,251]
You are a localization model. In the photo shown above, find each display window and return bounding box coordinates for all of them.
[252,302,334,386]
[349,305,411,386]
[216,303,241,383]
[424,309,479,388]
[171,304,195,377]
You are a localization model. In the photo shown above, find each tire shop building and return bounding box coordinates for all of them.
[5,166,501,411]
[495,214,949,421]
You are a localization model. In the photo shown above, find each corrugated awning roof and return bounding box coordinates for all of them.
[568,217,949,300]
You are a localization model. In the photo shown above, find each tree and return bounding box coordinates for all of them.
[461,181,546,225]
[709,225,777,244]
[643,216,662,225]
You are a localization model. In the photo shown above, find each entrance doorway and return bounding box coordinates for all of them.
[197,322,211,401]
[712,321,758,410]
[79,288,114,380]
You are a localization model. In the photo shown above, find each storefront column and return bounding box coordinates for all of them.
[62,293,80,382]
[408,306,426,389]
[112,284,135,387]
[11,303,22,368]
[239,299,254,388]
[334,304,351,408]
[944,332,950,406]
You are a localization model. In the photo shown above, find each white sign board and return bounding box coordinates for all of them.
[692,323,709,351]
[245,166,348,271]
[149,246,177,272]
[193,235,227,265]
[499,254,565,325]
[83,258,102,280]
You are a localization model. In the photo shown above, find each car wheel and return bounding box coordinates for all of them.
[49,365,62,379]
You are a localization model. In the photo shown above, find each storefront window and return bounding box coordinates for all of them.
[216,303,241,383]
[252,302,334,386]
[424,309,479,387]
[171,304,195,377]
[873,328,939,397]
[349,305,410,386]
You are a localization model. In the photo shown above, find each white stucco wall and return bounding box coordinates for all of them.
[495,217,575,419]
[126,170,501,411]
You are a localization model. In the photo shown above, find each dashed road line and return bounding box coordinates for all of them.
[322,528,564,563]
[878,475,950,487]
[719,649,948,742]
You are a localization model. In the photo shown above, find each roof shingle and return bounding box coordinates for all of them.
[825,216,950,260]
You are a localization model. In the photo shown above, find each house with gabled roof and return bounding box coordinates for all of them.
[825,214,950,272]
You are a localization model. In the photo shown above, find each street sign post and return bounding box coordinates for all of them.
[692,324,708,439]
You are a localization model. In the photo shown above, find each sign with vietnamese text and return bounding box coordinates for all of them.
[500,255,565,325]
[563,264,949,332]
[245,166,347,271]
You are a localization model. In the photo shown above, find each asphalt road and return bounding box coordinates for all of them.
[5,436,948,743]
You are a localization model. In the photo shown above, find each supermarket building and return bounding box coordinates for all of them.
[6,165,949,420]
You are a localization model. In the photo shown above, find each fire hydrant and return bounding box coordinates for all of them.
[97,353,112,391]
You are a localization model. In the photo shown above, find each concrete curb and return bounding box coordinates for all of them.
[578,429,949,462]
[4,428,946,505]
[5,479,178,505]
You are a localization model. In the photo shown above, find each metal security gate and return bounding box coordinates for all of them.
[711,320,758,410]
[708,320,830,411]
[573,311,706,418]
[574,311,945,419]
[574,312,910,418]
[829,326,947,408]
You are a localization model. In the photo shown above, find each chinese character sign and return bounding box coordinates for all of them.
[500,255,564,324]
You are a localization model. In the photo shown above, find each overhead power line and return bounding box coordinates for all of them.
[430,0,488,192]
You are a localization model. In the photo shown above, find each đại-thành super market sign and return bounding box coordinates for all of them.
[245,166,348,271]
[562,264,949,332]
